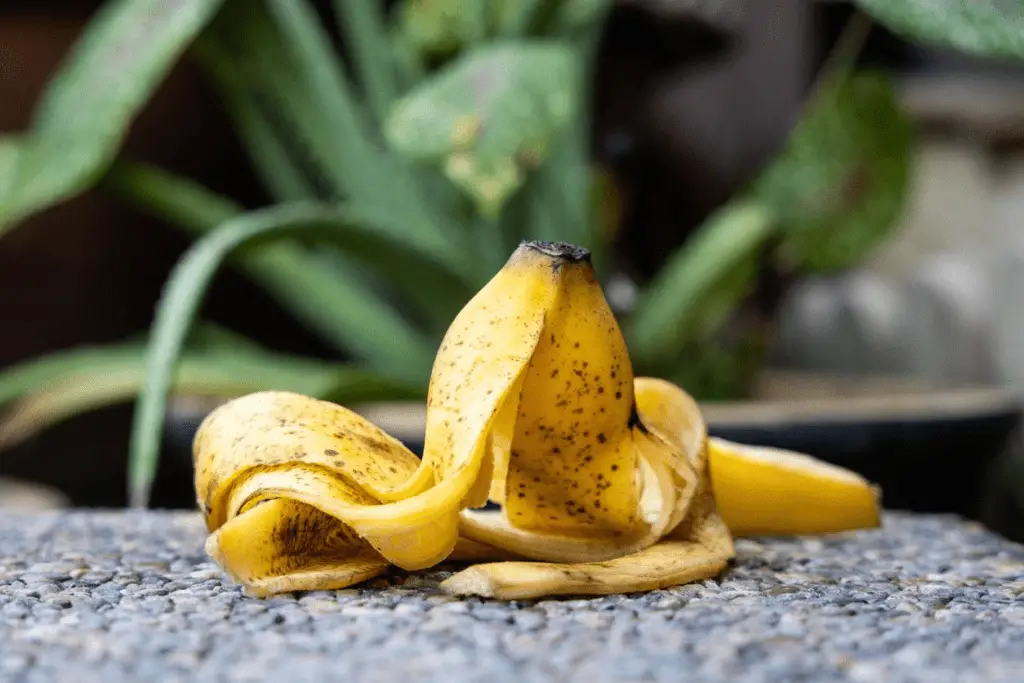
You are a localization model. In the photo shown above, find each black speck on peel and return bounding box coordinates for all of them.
[628,403,648,434]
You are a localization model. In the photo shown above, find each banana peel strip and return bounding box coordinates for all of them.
[195,243,866,600]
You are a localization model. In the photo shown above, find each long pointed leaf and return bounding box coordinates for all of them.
[202,2,472,274]
[103,163,473,337]
[200,4,370,201]
[104,179,439,372]
[626,201,774,370]
[258,0,381,184]
[103,162,237,231]
[194,39,320,202]
[0,0,226,232]
[333,0,399,126]
[0,341,419,461]
[128,203,446,506]
[263,0,462,251]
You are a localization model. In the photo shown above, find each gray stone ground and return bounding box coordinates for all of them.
[0,511,1022,683]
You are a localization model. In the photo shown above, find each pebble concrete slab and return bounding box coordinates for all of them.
[0,511,1022,683]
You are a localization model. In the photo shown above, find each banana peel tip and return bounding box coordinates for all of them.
[439,567,496,598]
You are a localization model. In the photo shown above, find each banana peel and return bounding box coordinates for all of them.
[707,437,882,537]
[195,241,881,600]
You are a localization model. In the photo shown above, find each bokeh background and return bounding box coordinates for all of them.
[3,0,1024,540]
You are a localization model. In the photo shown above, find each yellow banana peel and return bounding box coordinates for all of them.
[707,437,882,537]
[194,241,881,600]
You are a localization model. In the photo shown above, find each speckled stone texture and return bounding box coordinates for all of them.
[0,511,1022,683]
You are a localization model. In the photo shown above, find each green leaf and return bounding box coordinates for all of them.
[103,162,236,233]
[385,41,580,217]
[194,40,320,203]
[853,0,1024,60]
[333,0,399,126]
[399,0,489,55]
[626,201,774,370]
[104,164,446,362]
[689,258,760,343]
[0,0,225,232]
[262,0,381,152]
[202,1,374,196]
[202,1,469,269]
[245,245,444,367]
[103,163,473,342]
[391,22,428,89]
[754,71,913,273]
[0,138,22,203]
[0,340,420,476]
[656,258,766,400]
[222,91,321,203]
[491,0,544,36]
[498,138,579,251]
[197,12,341,202]
[264,0,461,250]
[128,203,442,507]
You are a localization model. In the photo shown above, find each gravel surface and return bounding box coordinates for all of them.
[0,511,1022,683]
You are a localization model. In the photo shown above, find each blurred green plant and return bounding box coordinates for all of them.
[852,0,1024,60]
[0,0,916,506]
